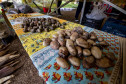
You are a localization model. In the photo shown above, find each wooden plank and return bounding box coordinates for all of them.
[102,0,126,15]
[49,0,73,15]
[47,0,55,14]
[122,38,126,84]
[80,0,86,24]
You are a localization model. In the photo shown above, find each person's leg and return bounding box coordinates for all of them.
[117,5,126,20]
[57,0,62,15]
[82,2,92,23]
[75,2,83,20]
[84,2,92,16]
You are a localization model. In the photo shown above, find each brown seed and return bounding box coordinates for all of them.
[85,56,95,64]
[33,26,38,30]
[99,41,109,46]
[70,32,79,41]
[36,29,42,33]
[52,24,56,28]
[20,24,24,28]
[30,22,34,27]
[106,52,116,60]
[60,25,65,29]
[44,28,49,32]
[23,28,28,32]
[37,23,40,27]
[76,46,83,58]
[58,47,69,58]
[62,22,67,25]
[66,39,77,56]
[82,57,92,69]
[91,46,102,59]
[39,25,42,29]
[43,38,51,46]
[49,26,55,30]
[98,37,104,42]
[68,56,80,66]
[83,49,91,56]
[76,38,89,48]
[87,39,95,45]
[96,57,113,68]
[50,41,60,50]
[83,59,90,68]
[56,57,69,69]
[90,35,97,40]
[58,36,66,46]
[51,19,56,24]
[30,29,36,33]
[27,27,32,31]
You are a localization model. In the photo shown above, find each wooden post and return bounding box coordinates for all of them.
[47,0,55,15]
[102,0,126,15]
[1,9,15,36]
[33,0,43,13]
[80,0,86,24]
[48,0,73,15]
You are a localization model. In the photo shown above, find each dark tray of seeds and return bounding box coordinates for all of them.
[21,18,66,33]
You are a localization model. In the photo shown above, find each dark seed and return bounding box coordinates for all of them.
[21,24,24,28]
[62,22,67,25]
[49,26,54,30]
[44,28,49,32]
[60,25,65,29]
[23,28,28,32]
[31,29,36,33]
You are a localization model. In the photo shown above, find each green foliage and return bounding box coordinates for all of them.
[62,1,78,8]
[0,7,2,14]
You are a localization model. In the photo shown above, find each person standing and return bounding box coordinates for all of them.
[56,0,62,16]
[75,0,92,22]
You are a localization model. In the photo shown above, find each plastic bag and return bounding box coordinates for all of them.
[12,0,34,14]
[18,5,34,13]
[7,8,19,14]
[12,0,22,9]
[86,2,107,20]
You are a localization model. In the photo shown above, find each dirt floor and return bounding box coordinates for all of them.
[2,9,79,84]
[8,38,45,84]
[50,9,79,23]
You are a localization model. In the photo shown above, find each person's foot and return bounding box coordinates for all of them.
[57,14,62,17]
[51,12,57,16]
[75,19,79,22]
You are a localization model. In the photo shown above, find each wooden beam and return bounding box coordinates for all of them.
[102,0,126,15]
[47,0,54,14]
[80,0,86,24]
[48,0,73,15]
[33,0,43,12]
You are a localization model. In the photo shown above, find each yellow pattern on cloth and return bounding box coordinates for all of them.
[7,13,84,56]
[7,13,44,20]
[20,22,83,56]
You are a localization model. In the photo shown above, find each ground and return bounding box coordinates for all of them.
[8,38,45,84]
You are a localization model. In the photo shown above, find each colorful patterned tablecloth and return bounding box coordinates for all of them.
[6,13,121,84]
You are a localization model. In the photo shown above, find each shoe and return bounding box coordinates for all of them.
[51,13,57,16]
[57,14,62,17]
[75,19,79,22]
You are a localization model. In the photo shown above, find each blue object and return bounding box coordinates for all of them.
[102,18,126,37]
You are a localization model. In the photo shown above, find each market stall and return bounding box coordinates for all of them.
[5,12,124,84]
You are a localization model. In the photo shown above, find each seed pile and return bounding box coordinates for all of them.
[43,27,116,69]
[20,18,66,33]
